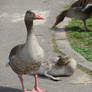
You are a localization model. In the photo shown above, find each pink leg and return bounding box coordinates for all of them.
[18,75,32,92]
[32,73,47,92]
[83,20,88,31]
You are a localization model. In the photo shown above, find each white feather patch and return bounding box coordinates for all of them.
[8,56,16,62]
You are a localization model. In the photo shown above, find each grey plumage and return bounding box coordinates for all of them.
[36,56,77,81]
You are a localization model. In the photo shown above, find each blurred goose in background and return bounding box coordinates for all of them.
[8,10,46,92]
[52,0,92,31]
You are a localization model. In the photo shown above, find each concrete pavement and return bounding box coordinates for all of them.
[0,0,92,92]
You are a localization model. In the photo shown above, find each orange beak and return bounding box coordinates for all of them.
[35,13,45,20]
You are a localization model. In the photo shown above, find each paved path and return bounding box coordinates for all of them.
[0,0,92,92]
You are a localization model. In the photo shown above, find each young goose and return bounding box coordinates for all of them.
[9,10,46,92]
[52,2,92,31]
[37,56,77,80]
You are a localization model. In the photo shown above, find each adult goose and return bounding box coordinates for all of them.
[52,1,92,31]
[9,10,46,92]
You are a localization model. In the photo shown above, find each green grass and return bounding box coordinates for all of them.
[66,18,92,62]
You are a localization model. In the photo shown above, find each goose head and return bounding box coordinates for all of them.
[24,10,44,31]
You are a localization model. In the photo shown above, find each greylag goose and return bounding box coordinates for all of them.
[52,0,92,31]
[9,10,46,92]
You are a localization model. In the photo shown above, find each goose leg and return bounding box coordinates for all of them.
[83,20,88,31]
[18,75,31,92]
[32,73,46,92]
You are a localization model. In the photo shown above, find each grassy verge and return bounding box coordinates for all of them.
[66,18,92,62]
[51,33,65,56]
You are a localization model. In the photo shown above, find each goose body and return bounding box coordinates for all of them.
[65,7,91,20]
[9,10,46,92]
[48,56,77,77]
[71,0,92,8]
[9,33,44,74]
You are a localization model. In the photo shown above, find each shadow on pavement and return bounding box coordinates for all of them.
[0,86,21,92]
[51,27,65,32]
